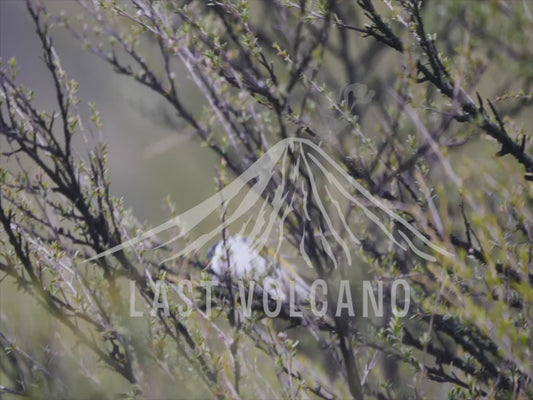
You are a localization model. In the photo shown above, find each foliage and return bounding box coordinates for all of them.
[1,0,532,399]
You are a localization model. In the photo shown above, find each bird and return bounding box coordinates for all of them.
[206,235,344,382]
[206,235,312,307]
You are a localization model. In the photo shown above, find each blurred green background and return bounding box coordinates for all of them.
[1,1,532,398]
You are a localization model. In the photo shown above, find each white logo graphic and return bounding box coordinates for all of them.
[85,137,452,266]
[339,82,375,112]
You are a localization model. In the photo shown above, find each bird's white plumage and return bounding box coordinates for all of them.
[208,235,310,303]
[209,236,267,279]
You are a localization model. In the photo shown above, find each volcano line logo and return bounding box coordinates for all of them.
[86,137,452,265]
[83,84,454,319]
